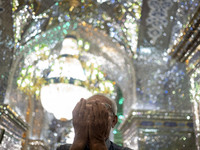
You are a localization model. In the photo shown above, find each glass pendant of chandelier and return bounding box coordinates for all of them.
[40,35,92,120]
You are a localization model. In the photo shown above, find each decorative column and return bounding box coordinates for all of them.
[169,4,200,149]
[0,104,28,150]
[0,0,14,103]
[119,110,195,149]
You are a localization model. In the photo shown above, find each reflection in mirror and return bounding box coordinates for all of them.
[0,0,200,150]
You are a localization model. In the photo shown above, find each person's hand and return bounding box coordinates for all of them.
[88,102,111,150]
[70,98,89,150]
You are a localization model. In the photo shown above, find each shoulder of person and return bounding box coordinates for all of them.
[56,144,71,150]
[110,141,133,150]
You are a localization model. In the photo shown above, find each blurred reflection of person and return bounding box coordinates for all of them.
[56,94,132,150]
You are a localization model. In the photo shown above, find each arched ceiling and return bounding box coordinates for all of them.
[5,0,142,117]
[7,20,136,118]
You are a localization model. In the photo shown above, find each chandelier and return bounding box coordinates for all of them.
[40,35,92,120]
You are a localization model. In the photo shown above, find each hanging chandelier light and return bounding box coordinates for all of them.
[40,35,92,120]
[40,83,91,120]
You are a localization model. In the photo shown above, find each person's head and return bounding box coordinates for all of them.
[86,93,118,139]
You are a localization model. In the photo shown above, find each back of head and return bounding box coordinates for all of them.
[87,93,117,115]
